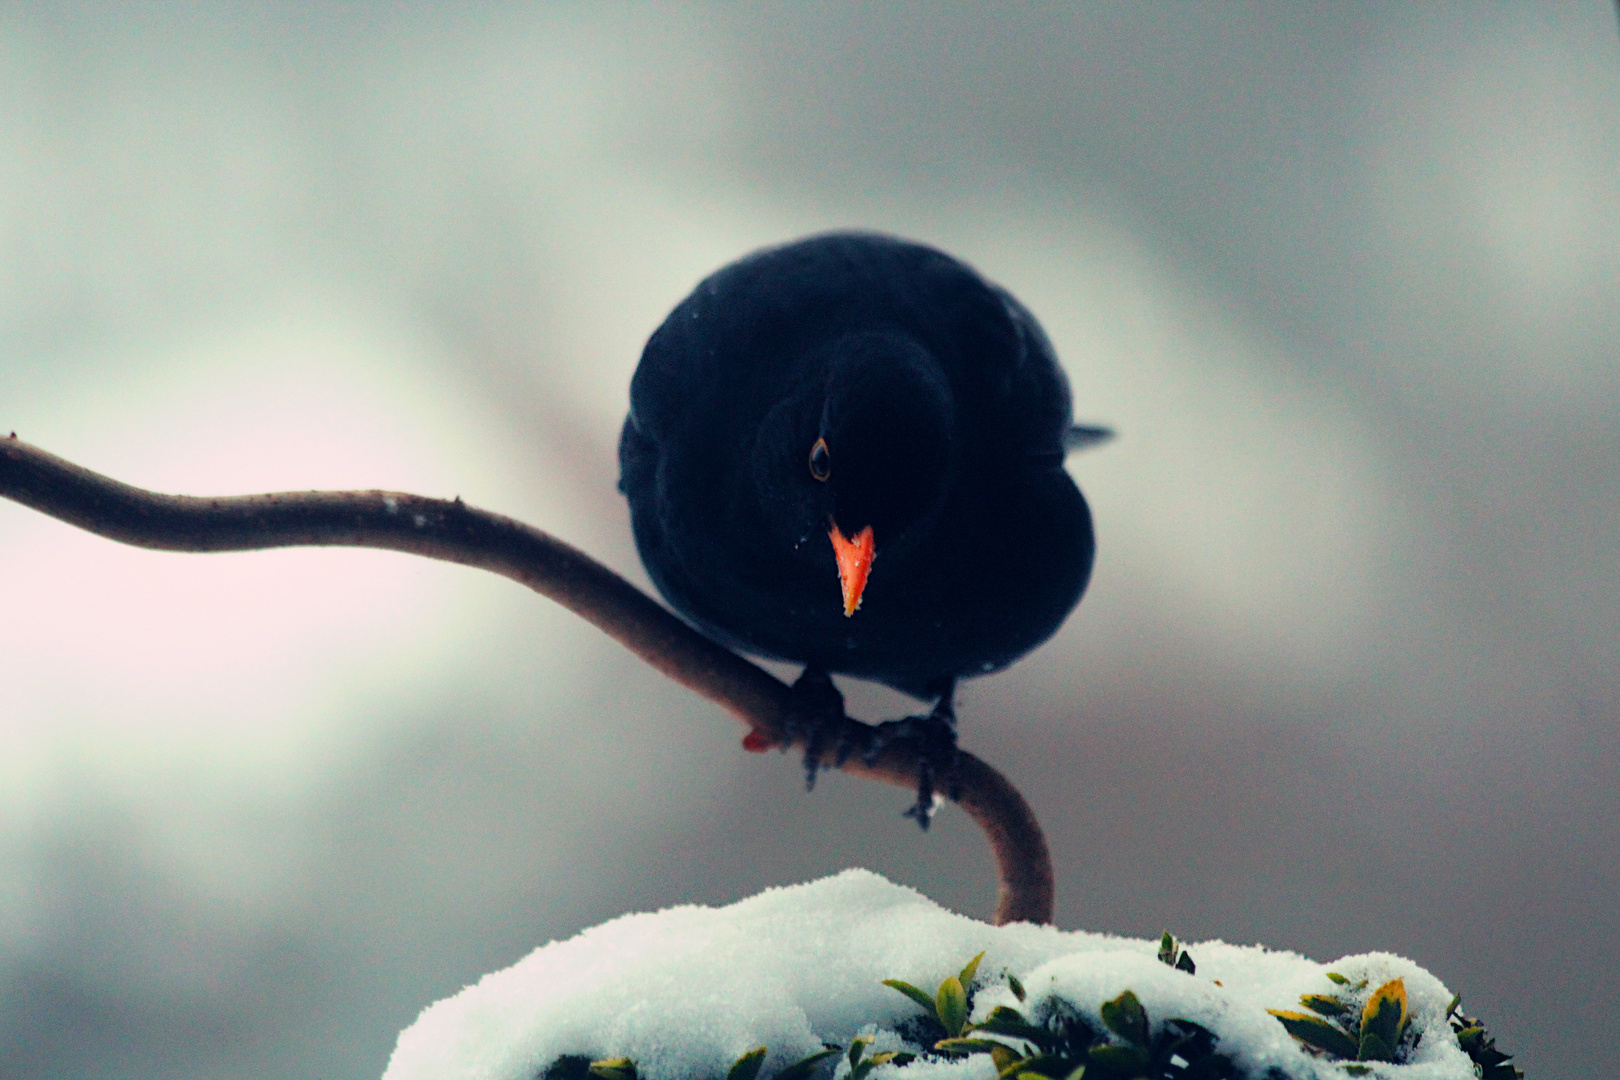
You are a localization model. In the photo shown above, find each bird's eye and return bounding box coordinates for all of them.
[808,437,831,481]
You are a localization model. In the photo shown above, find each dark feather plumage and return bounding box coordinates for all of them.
[619,232,1099,702]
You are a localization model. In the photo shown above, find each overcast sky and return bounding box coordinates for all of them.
[2,4,1616,1078]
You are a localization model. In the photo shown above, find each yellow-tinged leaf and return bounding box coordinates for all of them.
[728,1048,767,1080]
[1300,993,1349,1018]
[588,1058,637,1080]
[1359,978,1408,1057]
[1269,1010,1358,1060]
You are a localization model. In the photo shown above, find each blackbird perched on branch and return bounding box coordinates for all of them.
[619,232,1105,800]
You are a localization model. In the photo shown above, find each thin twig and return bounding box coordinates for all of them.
[0,434,1053,925]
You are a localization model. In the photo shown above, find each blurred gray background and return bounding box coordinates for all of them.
[2,3,1616,1077]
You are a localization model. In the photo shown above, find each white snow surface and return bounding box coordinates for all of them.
[383,870,1476,1080]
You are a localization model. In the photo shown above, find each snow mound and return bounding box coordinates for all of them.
[383,869,1476,1080]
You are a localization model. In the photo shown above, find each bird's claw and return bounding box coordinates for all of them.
[786,666,861,790]
[871,691,960,830]
[785,669,961,827]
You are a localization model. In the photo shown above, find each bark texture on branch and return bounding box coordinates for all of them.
[0,434,1053,925]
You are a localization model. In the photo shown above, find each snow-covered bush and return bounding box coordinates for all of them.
[383,871,1517,1080]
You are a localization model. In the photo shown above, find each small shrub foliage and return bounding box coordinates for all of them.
[1267,970,1523,1079]
[535,942,1521,1080]
[1446,997,1524,1080]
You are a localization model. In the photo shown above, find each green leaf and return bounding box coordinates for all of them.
[1002,1053,1068,1079]
[1268,1010,1358,1060]
[1158,931,1197,974]
[936,975,968,1037]
[1359,979,1408,1059]
[934,1038,1006,1056]
[1324,972,1349,985]
[972,1008,1052,1049]
[1087,1043,1150,1072]
[1299,994,1349,1018]
[728,1048,767,1080]
[989,1045,1022,1073]
[846,1038,868,1070]
[979,1005,1030,1026]
[849,1047,906,1080]
[542,1056,593,1080]
[883,979,938,1021]
[1343,1067,1370,1076]
[850,1047,911,1080]
[771,1048,839,1080]
[1007,974,1026,1002]
[1098,989,1149,1046]
[959,951,986,989]
[588,1057,637,1080]
[1356,1033,1392,1063]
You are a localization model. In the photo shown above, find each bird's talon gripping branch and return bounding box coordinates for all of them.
[928,685,966,804]
[787,666,851,790]
[863,688,961,831]
[832,724,864,770]
[902,757,938,829]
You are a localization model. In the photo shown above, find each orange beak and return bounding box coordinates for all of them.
[828,522,875,617]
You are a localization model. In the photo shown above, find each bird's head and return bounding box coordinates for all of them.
[752,331,955,617]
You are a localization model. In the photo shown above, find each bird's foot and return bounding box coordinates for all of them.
[781,670,961,826]
[784,666,868,790]
[869,690,961,831]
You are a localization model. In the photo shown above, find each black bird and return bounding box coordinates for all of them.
[619,232,1103,779]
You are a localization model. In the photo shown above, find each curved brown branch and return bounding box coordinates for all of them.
[0,434,1053,925]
